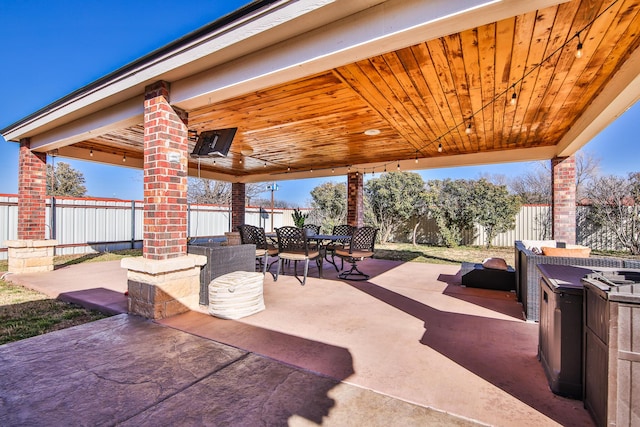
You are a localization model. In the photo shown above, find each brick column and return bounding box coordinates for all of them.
[121,81,206,320]
[6,138,57,273]
[551,156,576,244]
[143,81,188,260]
[17,138,47,240]
[347,172,364,227]
[231,182,246,230]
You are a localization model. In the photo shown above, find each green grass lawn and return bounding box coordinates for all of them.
[0,250,140,345]
[0,281,110,345]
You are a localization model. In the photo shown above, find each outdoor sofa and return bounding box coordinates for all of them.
[514,240,640,322]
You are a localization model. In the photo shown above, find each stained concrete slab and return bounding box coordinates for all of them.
[0,314,476,426]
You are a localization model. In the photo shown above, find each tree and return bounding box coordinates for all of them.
[585,173,640,254]
[508,151,600,204]
[187,178,268,205]
[425,179,477,247]
[472,179,521,248]
[46,162,87,196]
[309,181,347,232]
[364,172,427,243]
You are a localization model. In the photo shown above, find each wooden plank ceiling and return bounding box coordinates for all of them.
[77,0,640,180]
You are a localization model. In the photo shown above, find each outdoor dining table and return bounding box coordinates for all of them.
[263,232,351,272]
[309,234,352,271]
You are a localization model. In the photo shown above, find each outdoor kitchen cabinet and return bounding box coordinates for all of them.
[582,271,640,427]
[537,264,594,399]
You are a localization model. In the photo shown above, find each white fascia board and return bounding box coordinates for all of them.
[557,46,640,157]
[28,97,143,152]
[171,0,567,110]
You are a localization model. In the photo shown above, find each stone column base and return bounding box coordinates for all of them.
[121,254,207,319]
[5,240,58,274]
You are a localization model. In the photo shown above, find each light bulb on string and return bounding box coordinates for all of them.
[465,122,472,135]
[576,33,583,59]
[437,143,443,153]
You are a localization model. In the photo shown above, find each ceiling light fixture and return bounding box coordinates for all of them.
[364,129,381,136]
[240,148,254,156]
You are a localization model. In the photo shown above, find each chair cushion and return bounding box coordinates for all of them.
[541,246,591,258]
[336,249,373,259]
[279,251,319,261]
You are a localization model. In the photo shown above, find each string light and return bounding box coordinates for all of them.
[268,5,609,177]
[575,33,583,59]
[89,149,93,157]
[122,154,126,163]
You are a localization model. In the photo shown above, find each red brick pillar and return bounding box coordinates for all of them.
[551,156,576,244]
[347,172,364,227]
[17,138,47,240]
[231,182,246,230]
[143,81,188,260]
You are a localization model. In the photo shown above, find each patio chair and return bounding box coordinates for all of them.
[336,226,377,281]
[325,224,354,271]
[302,223,321,236]
[275,226,323,286]
[237,224,278,275]
[302,223,321,250]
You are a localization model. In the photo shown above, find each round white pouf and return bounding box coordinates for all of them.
[208,271,265,319]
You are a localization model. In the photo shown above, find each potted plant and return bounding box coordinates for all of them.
[291,208,308,228]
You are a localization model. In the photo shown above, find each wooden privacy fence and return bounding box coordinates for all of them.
[0,194,630,260]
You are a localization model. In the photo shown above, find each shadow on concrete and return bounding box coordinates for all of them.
[59,287,127,315]
[0,314,353,426]
[438,271,524,320]
[344,279,593,427]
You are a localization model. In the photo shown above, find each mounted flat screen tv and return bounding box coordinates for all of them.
[190,128,237,158]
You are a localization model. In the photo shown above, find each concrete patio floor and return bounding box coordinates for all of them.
[2,256,594,426]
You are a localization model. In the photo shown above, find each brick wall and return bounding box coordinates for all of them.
[347,172,364,227]
[143,81,188,260]
[551,156,576,244]
[231,182,246,230]
[17,138,47,240]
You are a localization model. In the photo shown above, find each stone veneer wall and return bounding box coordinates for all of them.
[5,240,57,273]
[122,254,206,319]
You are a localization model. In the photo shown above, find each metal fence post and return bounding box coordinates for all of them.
[131,200,136,249]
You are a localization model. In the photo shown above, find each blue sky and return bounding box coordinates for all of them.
[1,1,638,206]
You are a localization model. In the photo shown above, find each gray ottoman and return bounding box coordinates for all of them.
[208,271,265,319]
